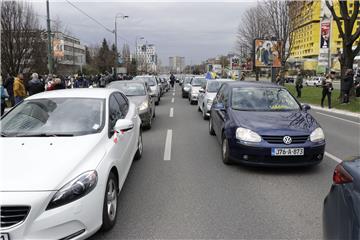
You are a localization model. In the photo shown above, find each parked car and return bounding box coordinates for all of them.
[133,75,161,105]
[198,79,232,120]
[188,76,206,104]
[108,80,155,129]
[209,81,325,166]
[323,157,360,240]
[305,77,325,87]
[182,77,193,98]
[0,89,142,239]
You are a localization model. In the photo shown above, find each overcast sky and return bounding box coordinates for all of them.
[33,1,256,65]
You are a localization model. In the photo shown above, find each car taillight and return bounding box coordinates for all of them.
[333,164,353,184]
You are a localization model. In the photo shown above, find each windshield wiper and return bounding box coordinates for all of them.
[15,133,75,137]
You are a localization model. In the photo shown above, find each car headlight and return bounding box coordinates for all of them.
[46,170,98,210]
[310,127,325,142]
[236,127,262,143]
[138,101,148,111]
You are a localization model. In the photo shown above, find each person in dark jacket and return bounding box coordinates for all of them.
[74,76,89,88]
[321,73,334,109]
[295,70,303,98]
[170,73,175,88]
[342,69,354,104]
[27,73,45,96]
[4,74,15,107]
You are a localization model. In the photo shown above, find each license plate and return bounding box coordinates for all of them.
[0,233,10,240]
[271,148,304,156]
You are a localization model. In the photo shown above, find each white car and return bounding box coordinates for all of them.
[0,89,142,240]
[198,79,232,119]
[305,77,325,87]
[188,77,206,104]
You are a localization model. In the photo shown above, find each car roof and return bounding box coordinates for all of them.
[109,80,145,85]
[26,88,118,100]
[223,81,284,88]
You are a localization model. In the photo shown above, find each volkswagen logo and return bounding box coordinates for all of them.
[283,136,292,145]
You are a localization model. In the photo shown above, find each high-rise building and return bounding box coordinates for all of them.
[136,43,157,73]
[169,56,185,73]
[289,0,360,72]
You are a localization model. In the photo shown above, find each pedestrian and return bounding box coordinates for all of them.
[240,72,245,81]
[321,73,334,109]
[27,73,45,96]
[170,73,175,88]
[342,69,354,104]
[74,76,89,88]
[13,73,26,104]
[4,74,15,107]
[295,70,304,98]
[355,74,360,98]
[1,76,9,116]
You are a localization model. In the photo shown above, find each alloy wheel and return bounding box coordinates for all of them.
[106,179,117,222]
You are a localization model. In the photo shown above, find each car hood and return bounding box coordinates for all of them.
[0,134,106,191]
[149,86,158,92]
[205,92,217,101]
[128,95,147,106]
[230,109,319,135]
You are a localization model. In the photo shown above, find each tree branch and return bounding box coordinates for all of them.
[325,0,345,38]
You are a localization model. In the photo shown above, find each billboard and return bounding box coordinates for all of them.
[231,56,240,70]
[53,39,64,58]
[254,39,282,68]
[320,22,330,49]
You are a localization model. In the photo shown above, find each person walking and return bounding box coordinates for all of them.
[1,76,9,116]
[170,73,175,88]
[4,74,15,107]
[27,73,45,96]
[342,69,354,104]
[321,73,334,109]
[295,71,303,98]
[13,73,26,104]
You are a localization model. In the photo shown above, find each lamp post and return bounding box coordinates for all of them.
[114,13,129,77]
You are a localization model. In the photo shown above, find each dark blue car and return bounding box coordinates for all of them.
[323,157,360,239]
[209,81,325,166]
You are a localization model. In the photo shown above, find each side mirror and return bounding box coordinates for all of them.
[214,102,225,111]
[199,88,205,93]
[114,119,134,133]
[302,104,311,111]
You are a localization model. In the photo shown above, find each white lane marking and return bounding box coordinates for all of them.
[315,111,360,125]
[171,98,174,103]
[325,151,342,163]
[164,129,173,161]
[172,93,175,96]
[169,107,174,117]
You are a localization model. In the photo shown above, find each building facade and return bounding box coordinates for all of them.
[289,0,360,72]
[136,43,157,73]
[169,56,185,73]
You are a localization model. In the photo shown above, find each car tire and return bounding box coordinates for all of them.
[144,116,152,130]
[155,101,159,106]
[134,131,143,160]
[209,117,215,136]
[101,172,118,232]
[221,135,232,165]
[153,108,156,118]
[198,105,201,112]
[203,108,208,120]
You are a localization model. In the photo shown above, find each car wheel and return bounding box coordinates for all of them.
[222,135,232,165]
[134,131,143,160]
[144,116,152,130]
[209,117,215,136]
[198,105,201,112]
[101,172,118,231]
[203,108,208,120]
[153,108,156,118]
[155,100,159,106]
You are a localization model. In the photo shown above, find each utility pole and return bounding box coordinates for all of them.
[46,0,53,74]
[114,13,128,78]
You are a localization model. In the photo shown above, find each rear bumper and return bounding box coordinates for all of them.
[228,139,325,166]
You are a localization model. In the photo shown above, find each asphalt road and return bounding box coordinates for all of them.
[91,84,359,239]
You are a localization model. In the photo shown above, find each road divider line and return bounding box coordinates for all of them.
[164,129,173,161]
[169,107,174,117]
[171,98,174,103]
[325,151,342,163]
[172,93,175,96]
[315,112,360,125]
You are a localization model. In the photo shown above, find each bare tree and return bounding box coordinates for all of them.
[1,1,43,76]
[326,0,360,80]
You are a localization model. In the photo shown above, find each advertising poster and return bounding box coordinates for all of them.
[320,21,330,49]
[254,39,282,68]
[53,39,64,58]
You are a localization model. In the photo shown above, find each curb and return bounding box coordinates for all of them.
[309,104,360,118]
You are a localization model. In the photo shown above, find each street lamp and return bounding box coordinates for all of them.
[114,13,129,76]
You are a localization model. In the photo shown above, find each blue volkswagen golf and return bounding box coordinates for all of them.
[209,81,325,166]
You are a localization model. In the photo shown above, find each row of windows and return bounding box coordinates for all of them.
[63,46,85,54]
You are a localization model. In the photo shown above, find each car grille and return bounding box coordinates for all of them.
[1,206,30,228]
[262,135,309,144]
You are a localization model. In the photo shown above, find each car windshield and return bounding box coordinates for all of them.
[109,83,146,96]
[1,98,105,137]
[192,78,205,86]
[231,87,300,111]
[133,76,157,86]
[207,81,225,92]
[184,77,192,84]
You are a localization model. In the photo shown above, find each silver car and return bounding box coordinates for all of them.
[133,75,161,105]
[108,80,155,129]
[198,79,232,119]
[188,77,206,104]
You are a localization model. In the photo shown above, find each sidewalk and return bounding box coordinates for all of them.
[309,104,360,118]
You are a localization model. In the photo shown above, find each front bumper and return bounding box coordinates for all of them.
[0,187,103,240]
[190,93,198,101]
[227,139,325,166]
